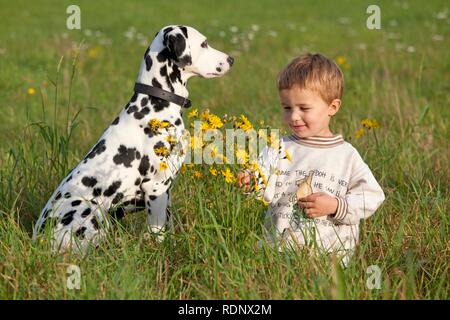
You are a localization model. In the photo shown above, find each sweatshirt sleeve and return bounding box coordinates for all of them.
[331,149,385,225]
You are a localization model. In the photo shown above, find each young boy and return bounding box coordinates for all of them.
[237,53,385,266]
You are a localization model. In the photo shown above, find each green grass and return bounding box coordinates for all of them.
[0,0,449,299]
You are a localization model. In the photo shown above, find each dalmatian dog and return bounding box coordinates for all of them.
[32,25,234,252]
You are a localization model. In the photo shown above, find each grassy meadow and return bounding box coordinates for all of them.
[0,0,449,299]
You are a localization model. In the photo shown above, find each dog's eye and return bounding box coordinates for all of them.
[201,40,208,48]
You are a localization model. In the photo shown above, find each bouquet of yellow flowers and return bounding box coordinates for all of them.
[180,108,290,203]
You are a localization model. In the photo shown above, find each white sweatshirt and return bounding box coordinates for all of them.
[252,134,385,265]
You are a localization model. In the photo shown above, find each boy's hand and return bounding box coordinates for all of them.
[297,192,338,218]
[236,170,252,192]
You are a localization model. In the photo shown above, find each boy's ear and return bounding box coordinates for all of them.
[328,99,341,117]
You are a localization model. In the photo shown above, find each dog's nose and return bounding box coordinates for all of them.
[227,56,234,66]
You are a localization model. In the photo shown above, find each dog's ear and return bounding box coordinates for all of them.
[163,26,192,67]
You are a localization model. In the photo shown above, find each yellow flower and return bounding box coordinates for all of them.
[268,134,280,149]
[221,154,228,164]
[234,114,253,132]
[166,135,177,145]
[355,128,365,138]
[285,150,292,162]
[207,114,223,129]
[149,119,171,132]
[27,87,36,95]
[361,119,380,129]
[200,109,211,121]
[188,108,198,118]
[201,121,210,131]
[221,168,235,184]
[88,46,101,58]
[193,170,203,178]
[209,145,218,158]
[154,145,170,157]
[336,55,346,66]
[209,167,218,176]
[181,164,187,173]
[190,136,203,150]
[159,162,168,171]
[235,149,249,164]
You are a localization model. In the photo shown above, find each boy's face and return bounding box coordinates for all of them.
[279,86,340,138]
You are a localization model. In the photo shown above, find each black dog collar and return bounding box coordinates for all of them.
[134,82,192,108]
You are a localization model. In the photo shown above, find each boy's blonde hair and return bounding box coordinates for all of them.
[277,53,344,104]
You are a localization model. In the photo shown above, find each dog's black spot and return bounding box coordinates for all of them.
[90,200,98,205]
[152,78,162,88]
[112,192,124,205]
[93,188,102,197]
[42,208,51,219]
[160,66,174,92]
[61,210,76,226]
[151,98,170,112]
[136,151,141,160]
[82,176,97,188]
[75,226,87,239]
[55,192,62,200]
[178,55,192,67]
[138,155,150,176]
[71,200,82,207]
[112,116,120,125]
[66,175,73,183]
[81,207,92,218]
[64,192,71,199]
[142,178,150,184]
[134,112,145,120]
[127,105,138,115]
[157,48,170,63]
[143,127,156,138]
[163,26,174,35]
[145,55,153,71]
[103,180,122,197]
[141,107,151,115]
[149,195,157,200]
[141,97,149,107]
[125,103,130,111]
[167,34,186,59]
[131,93,137,103]
[91,217,99,230]
[170,65,182,83]
[150,165,155,173]
[179,26,188,38]
[154,141,165,149]
[84,139,107,162]
[39,217,58,233]
[175,118,182,126]
[164,178,172,186]
[135,178,141,186]
[113,145,138,167]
